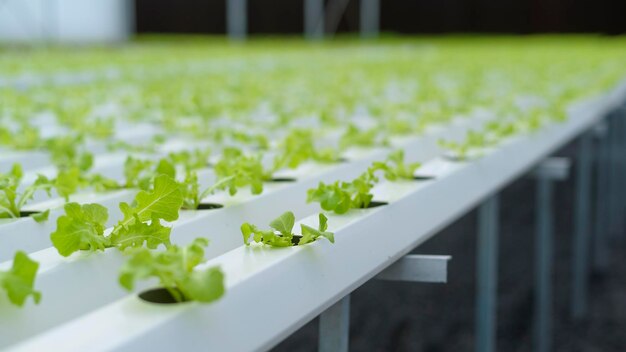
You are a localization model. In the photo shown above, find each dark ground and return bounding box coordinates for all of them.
[271,139,626,352]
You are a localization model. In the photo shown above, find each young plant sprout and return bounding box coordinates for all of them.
[119,237,225,303]
[0,251,41,307]
[50,175,183,257]
[371,150,422,181]
[241,211,334,246]
[213,148,272,196]
[0,164,53,222]
[307,166,381,214]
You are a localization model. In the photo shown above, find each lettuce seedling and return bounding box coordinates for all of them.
[0,251,41,307]
[166,148,211,172]
[371,150,421,181]
[241,211,334,246]
[340,124,388,150]
[306,167,380,214]
[273,129,339,171]
[0,164,54,221]
[438,130,488,161]
[213,148,272,196]
[178,170,234,210]
[119,237,225,303]
[45,136,93,172]
[50,175,182,257]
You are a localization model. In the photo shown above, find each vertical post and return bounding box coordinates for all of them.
[227,0,247,41]
[617,110,626,237]
[593,118,610,271]
[44,0,58,43]
[607,114,620,238]
[571,133,592,320]
[535,176,553,352]
[476,194,499,352]
[319,295,350,352]
[304,0,324,40]
[360,0,380,38]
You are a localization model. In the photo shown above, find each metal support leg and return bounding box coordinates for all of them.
[476,194,499,352]
[607,114,620,238]
[226,0,247,41]
[360,0,380,38]
[319,295,350,352]
[535,175,553,352]
[617,110,626,238]
[593,119,611,271]
[304,0,324,40]
[571,133,592,320]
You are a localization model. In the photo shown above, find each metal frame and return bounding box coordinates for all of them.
[532,157,571,352]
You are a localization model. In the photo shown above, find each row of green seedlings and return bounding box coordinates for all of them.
[437,110,567,161]
[0,150,421,306]
[0,126,349,219]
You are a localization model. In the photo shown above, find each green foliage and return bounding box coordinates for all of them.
[242,211,334,246]
[371,150,421,181]
[307,167,380,214]
[273,129,339,171]
[340,124,388,150]
[0,164,54,219]
[166,149,211,172]
[178,170,233,210]
[50,203,110,257]
[0,251,41,307]
[45,136,93,171]
[50,175,182,257]
[119,237,224,303]
[213,148,271,196]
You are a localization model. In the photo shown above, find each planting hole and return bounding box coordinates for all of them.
[364,201,388,209]
[413,175,435,181]
[270,177,297,182]
[20,210,41,218]
[139,288,189,304]
[197,203,224,210]
[291,234,303,245]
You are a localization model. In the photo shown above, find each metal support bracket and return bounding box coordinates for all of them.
[375,254,451,283]
[319,255,450,352]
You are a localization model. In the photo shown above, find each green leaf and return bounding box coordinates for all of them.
[241,211,333,247]
[118,237,224,303]
[117,175,183,232]
[156,159,176,178]
[306,173,375,215]
[182,267,225,303]
[110,215,171,250]
[50,202,110,257]
[299,214,335,245]
[0,251,41,307]
[55,168,82,201]
[269,211,295,236]
[30,209,50,223]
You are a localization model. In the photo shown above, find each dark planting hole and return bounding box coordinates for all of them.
[270,177,297,183]
[20,210,42,218]
[413,175,435,181]
[197,203,224,210]
[139,288,189,304]
[363,201,389,209]
[291,234,303,245]
[337,157,350,163]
